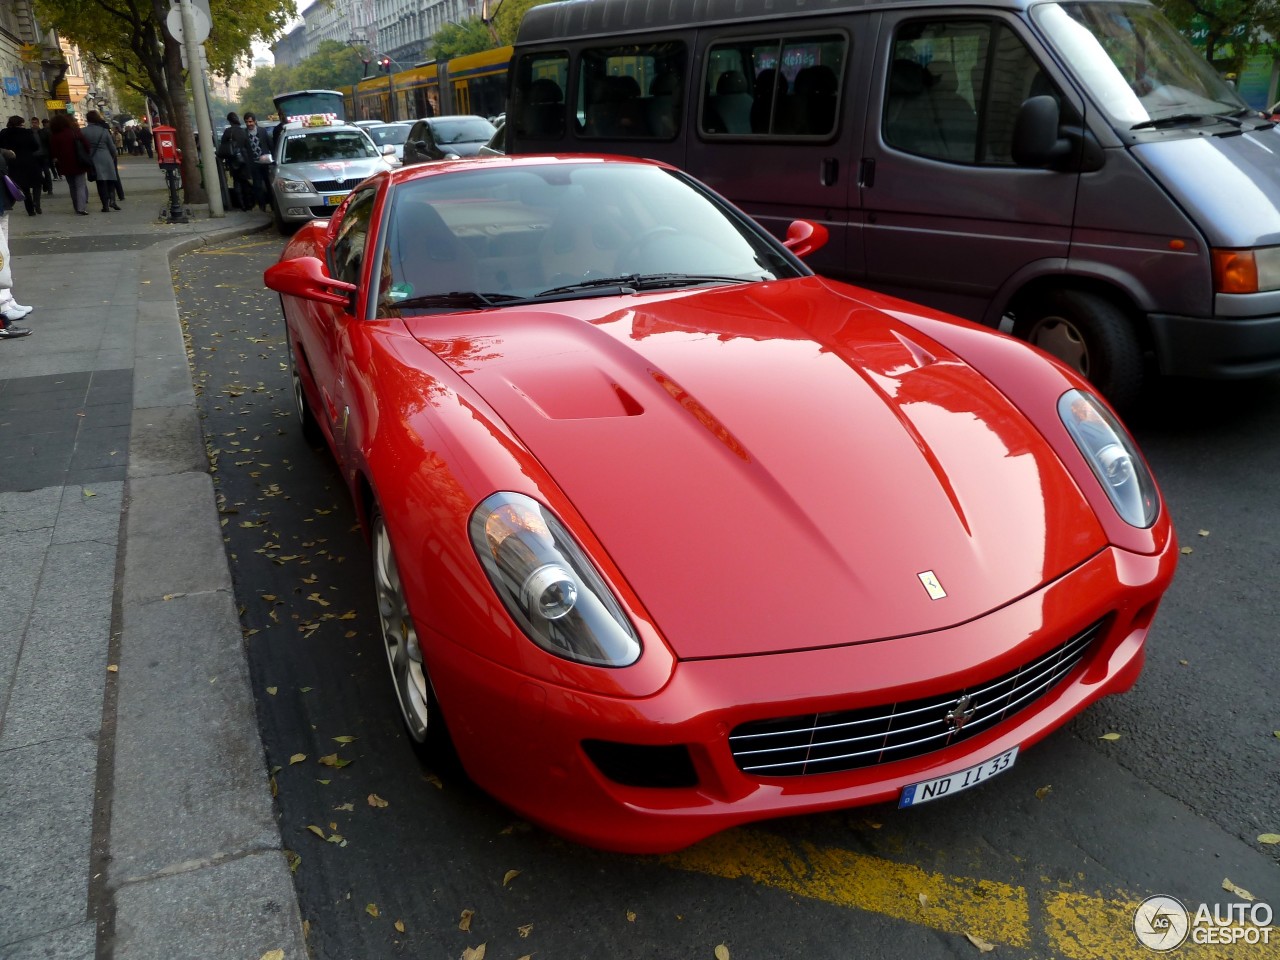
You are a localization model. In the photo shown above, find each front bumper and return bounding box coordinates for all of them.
[1149,310,1280,378]
[272,189,349,223]
[427,542,1175,854]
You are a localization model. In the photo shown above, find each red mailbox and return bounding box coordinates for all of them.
[154,124,180,168]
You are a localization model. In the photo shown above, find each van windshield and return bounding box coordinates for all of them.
[1033,2,1247,129]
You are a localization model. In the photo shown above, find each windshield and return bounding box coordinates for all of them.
[427,117,497,144]
[282,130,379,164]
[368,124,411,146]
[1034,2,1247,128]
[377,162,799,314]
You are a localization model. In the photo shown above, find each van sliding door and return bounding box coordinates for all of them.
[685,23,867,280]
[860,13,1081,324]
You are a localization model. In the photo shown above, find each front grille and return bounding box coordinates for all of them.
[311,177,363,192]
[729,619,1105,778]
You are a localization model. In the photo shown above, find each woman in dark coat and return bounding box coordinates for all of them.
[48,113,92,215]
[0,116,44,215]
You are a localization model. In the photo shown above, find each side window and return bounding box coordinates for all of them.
[884,20,1065,164]
[512,53,569,140]
[701,34,847,138]
[329,188,377,289]
[574,42,687,139]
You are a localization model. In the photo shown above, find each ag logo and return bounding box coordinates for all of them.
[1134,895,1190,951]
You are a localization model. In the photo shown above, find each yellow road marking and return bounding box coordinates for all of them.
[664,829,1030,947]
[666,829,1279,958]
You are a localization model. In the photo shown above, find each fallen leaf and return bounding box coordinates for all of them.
[306,824,326,839]
[334,802,354,812]
[394,920,405,933]
[1259,833,1280,844]
[424,773,443,789]
[503,869,521,886]
[461,945,486,960]
[289,753,307,765]
[517,923,533,937]
[626,910,636,922]
[1198,529,1210,537]
[1180,546,1193,555]
[266,686,278,695]
[366,903,379,918]
[966,933,996,953]
[1035,784,1053,800]
[285,850,301,873]
[368,793,389,808]
[918,893,928,908]
[333,735,357,744]
[107,664,119,673]
[259,952,284,960]
[1223,878,1255,901]
[84,489,96,497]
[715,945,730,960]
[1099,732,1121,741]
[318,752,352,768]
[459,908,474,932]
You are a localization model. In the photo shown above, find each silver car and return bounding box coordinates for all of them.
[270,121,396,234]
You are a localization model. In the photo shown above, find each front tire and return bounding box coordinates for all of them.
[286,335,324,446]
[1013,289,1144,410]
[372,509,453,763]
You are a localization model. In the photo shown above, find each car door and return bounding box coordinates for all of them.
[684,22,870,280]
[860,12,1083,324]
[303,187,379,456]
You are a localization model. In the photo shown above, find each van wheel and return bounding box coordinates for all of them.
[1013,289,1144,410]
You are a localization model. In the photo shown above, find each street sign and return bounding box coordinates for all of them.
[165,3,211,44]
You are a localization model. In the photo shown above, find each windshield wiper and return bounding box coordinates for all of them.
[535,274,754,298]
[392,291,523,310]
[1130,112,1246,131]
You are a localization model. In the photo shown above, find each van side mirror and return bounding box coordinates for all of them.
[1012,96,1073,167]
[783,219,829,259]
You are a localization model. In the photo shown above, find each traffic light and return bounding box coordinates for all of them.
[379,57,391,73]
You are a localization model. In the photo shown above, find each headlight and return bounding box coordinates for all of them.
[469,492,641,667]
[277,178,311,194]
[1058,390,1158,528]
[1212,246,1280,293]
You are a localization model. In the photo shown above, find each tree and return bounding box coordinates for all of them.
[427,18,496,61]
[292,39,366,90]
[489,0,555,46]
[34,0,294,202]
[1155,0,1280,72]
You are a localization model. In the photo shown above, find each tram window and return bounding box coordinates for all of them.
[702,34,847,137]
[573,42,686,139]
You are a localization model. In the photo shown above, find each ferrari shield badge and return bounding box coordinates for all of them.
[917,570,947,600]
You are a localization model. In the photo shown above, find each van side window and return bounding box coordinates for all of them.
[573,43,687,140]
[885,20,1067,164]
[512,53,570,140]
[701,35,846,138]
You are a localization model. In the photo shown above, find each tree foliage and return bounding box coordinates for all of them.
[427,17,496,61]
[1154,0,1280,70]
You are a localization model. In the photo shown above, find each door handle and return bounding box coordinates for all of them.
[820,157,839,187]
[859,157,876,188]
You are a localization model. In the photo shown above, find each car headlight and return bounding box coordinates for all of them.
[469,492,641,667]
[1058,390,1158,528]
[277,177,311,194]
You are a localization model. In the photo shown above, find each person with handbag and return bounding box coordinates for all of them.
[48,113,92,215]
[218,112,254,212]
[0,146,34,337]
[82,110,120,212]
[0,116,44,215]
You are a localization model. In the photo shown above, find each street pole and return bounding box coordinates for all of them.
[180,0,224,217]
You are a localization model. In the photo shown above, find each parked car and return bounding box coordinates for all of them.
[364,121,413,161]
[268,117,397,234]
[402,115,497,164]
[476,118,506,156]
[263,154,1176,854]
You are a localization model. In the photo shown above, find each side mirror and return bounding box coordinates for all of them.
[783,219,829,259]
[1012,95,1072,167]
[380,144,396,156]
[264,257,357,308]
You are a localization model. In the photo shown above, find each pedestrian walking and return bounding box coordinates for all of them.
[0,116,44,216]
[124,125,137,155]
[30,116,55,192]
[139,119,153,158]
[0,146,34,337]
[82,111,120,212]
[217,112,254,212]
[48,113,92,215]
[243,113,272,212]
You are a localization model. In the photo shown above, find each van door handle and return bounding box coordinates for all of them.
[820,157,839,186]
[859,158,876,188]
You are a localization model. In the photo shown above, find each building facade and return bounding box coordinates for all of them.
[272,0,479,72]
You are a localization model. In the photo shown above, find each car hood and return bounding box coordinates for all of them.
[1133,127,1280,246]
[406,278,1107,658]
[282,157,391,186]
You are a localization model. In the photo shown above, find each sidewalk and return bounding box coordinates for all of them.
[0,156,308,960]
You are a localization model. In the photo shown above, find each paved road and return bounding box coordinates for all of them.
[177,235,1279,960]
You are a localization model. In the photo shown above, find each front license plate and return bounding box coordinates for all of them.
[898,746,1018,808]
[323,193,347,207]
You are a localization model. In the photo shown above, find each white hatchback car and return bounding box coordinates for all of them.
[269,119,397,234]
